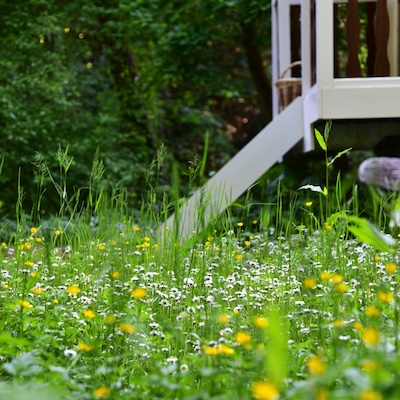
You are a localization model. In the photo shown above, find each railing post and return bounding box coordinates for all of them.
[374,0,390,76]
[366,2,377,77]
[346,0,362,77]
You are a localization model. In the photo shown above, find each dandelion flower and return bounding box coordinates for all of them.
[131,287,146,299]
[218,344,235,355]
[111,271,120,279]
[25,261,34,267]
[320,271,331,281]
[19,300,33,308]
[78,342,93,352]
[251,380,279,400]
[305,201,313,207]
[235,331,252,348]
[334,283,347,295]
[67,285,80,295]
[303,277,316,289]
[203,346,219,356]
[30,227,38,235]
[307,356,326,375]
[119,323,135,334]
[237,222,244,227]
[385,263,397,274]
[362,327,380,347]
[353,321,363,330]
[83,309,96,319]
[106,314,116,324]
[98,244,106,251]
[133,225,140,231]
[235,254,243,261]
[378,291,393,303]
[54,230,61,236]
[365,306,380,317]
[333,319,344,328]
[331,274,343,284]
[218,314,230,324]
[254,317,269,329]
[93,387,110,398]
[32,287,44,295]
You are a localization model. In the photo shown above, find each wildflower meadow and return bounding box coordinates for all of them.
[1,143,400,400]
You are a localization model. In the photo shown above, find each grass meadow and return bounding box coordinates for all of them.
[1,146,400,400]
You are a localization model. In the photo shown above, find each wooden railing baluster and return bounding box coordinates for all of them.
[346,0,362,77]
[374,0,390,76]
[366,2,377,76]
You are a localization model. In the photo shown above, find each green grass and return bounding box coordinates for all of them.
[1,150,400,400]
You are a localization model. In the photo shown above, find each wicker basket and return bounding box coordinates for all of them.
[275,61,302,110]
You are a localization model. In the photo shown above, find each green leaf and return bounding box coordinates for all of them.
[298,184,328,197]
[323,119,332,142]
[329,148,352,166]
[347,216,396,253]
[266,309,288,386]
[314,128,327,151]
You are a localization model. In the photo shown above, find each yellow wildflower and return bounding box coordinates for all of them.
[78,342,93,351]
[254,317,269,329]
[307,356,326,375]
[334,283,347,295]
[131,287,146,299]
[251,381,279,400]
[19,300,33,309]
[67,285,80,295]
[353,321,363,330]
[111,271,120,279]
[320,271,331,281]
[203,346,219,356]
[83,309,96,319]
[385,263,396,274]
[305,201,313,207]
[362,327,380,346]
[93,386,110,398]
[119,323,135,334]
[303,277,316,289]
[365,306,380,317]
[218,344,235,355]
[54,229,61,236]
[32,287,44,295]
[235,331,252,348]
[333,319,344,328]
[106,314,116,324]
[30,227,38,235]
[378,291,393,303]
[331,274,343,284]
[218,314,230,324]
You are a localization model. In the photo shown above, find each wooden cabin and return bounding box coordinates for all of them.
[162,0,400,241]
